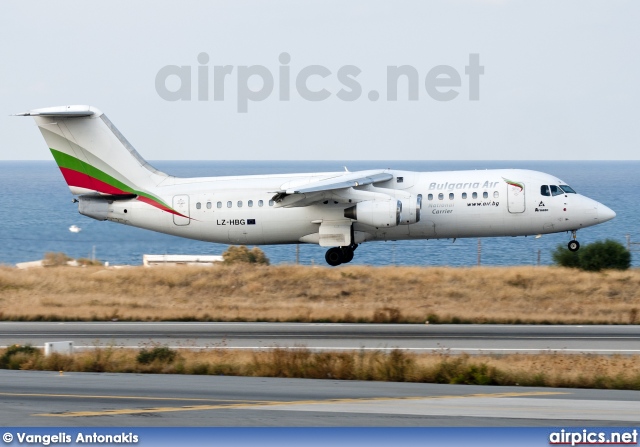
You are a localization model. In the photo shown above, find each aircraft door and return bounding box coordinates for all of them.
[507,182,525,213]
[172,195,190,225]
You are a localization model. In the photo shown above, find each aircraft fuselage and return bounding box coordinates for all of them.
[99,168,612,245]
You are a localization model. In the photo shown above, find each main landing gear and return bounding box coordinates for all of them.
[325,244,358,267]
[567,230,580,252]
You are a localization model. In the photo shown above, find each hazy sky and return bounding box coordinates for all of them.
[1,1,638,161]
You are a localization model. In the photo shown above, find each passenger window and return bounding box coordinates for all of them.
[217,201,222,209]
[248,200,253,207]
[541,185,550,196]
[258,200,264,207]
[472,192,478,199]
[550,185,563,196]
[269,200,274,206]
[227,201,232,208]
[483,192,488,199]
[206,202,212,209]
[196,202,201,210]
[449,193,454,200]
[428,194,433,201]
[237,201,243,208]
[462,192,467,199]
[438,193,444,200]
[493,191,499,198]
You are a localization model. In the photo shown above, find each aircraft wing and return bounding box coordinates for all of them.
[283,171,392,194]
[272,170,393,207]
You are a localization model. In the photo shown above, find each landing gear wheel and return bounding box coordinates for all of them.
[325,247,344,266]
[341,247,354,263]
[568,240,580,252]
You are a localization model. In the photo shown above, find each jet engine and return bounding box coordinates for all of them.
[343,200,402,227]
[398,194,422,225]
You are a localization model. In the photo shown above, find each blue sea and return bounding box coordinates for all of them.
[0,160,637,267]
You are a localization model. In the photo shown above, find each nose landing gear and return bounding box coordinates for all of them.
[568,230,580,252]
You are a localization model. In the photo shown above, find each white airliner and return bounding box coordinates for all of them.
[19,105,616,266]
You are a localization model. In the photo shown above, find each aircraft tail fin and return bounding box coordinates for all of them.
[18,105,169,197]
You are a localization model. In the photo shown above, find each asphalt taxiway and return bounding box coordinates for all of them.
[1,370,638,427]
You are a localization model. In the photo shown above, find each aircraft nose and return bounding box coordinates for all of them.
[598,204,616,223]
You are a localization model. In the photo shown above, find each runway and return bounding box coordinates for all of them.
[1,370,638,426]
[1,322,640,354]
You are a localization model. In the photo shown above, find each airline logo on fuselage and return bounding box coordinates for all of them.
[428,181,499,191]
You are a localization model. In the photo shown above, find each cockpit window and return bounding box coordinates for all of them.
[559,185,576,194]
[541,185,550,196]
[550,185,563,196]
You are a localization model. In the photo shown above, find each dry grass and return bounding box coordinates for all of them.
[3,345,640,390]
[0,265,639,324]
